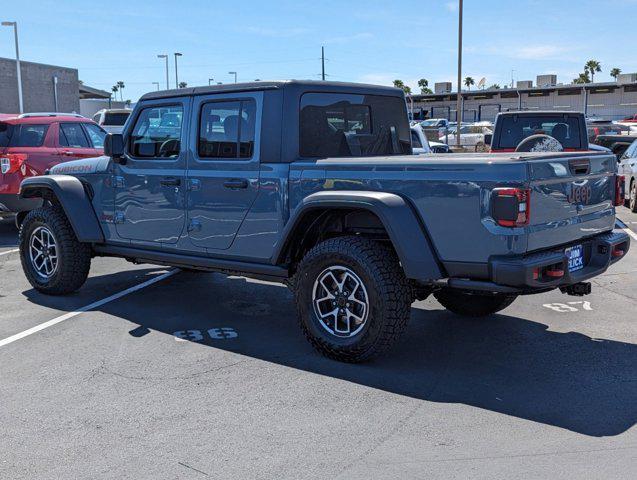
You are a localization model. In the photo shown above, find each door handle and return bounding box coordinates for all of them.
[62,151,74,156]
[160,177,181,187]
[223,179,249,189]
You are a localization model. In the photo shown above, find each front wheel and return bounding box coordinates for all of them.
[293,236,412,363]
[20,206,91,295]
[629,181,637,213]
[434,289,517,317]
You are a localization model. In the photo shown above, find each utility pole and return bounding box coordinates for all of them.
[208,78,214,86]
[455,0,463,148]
[228,71,237,83]
[2,21,23,113]
[157,54,169,90]
[321,46,325,81]
[174,53,182,89]
[152,82,160,91]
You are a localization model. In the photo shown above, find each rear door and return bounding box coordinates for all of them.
[113,99,190,244]
[525,153,616,252]
[185,92,261,250]
[57,122,100,159]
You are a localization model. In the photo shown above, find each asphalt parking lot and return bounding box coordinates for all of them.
[1,211,636,479]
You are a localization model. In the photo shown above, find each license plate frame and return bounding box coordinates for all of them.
[565,244,584,273]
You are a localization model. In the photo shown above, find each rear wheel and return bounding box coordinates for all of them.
[434,288,517,317]
[293,236,411,363]
[19,206,91,295]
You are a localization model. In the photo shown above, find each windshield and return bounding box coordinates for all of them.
[103,112,130,126]
[420,119,441,127]
[300,93,411,157]
[497,115,583,149]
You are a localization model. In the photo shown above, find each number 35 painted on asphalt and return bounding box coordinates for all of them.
[542,301,593,313]
[173,328,238,342]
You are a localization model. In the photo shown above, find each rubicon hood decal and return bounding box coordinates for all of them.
[50,156,111,175]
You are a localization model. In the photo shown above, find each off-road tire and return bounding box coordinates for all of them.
[629,180,637,213]
[434,289,517,317]
[20,206,91,295]
[293,236,411,363]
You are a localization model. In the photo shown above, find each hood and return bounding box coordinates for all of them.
[49,155,111,176]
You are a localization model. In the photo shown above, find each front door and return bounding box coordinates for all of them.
[186,92,261,250]
[114,99,189,244]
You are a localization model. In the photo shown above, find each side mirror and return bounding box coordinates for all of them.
[104,133,125,162]
[484,133,492,146]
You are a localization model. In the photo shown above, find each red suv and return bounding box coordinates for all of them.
[0,113,106,219]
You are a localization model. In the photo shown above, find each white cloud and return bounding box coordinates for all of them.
[445,1,458,12]
[514,45,570,60]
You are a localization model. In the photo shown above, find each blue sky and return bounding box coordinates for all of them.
[1,0,636,101]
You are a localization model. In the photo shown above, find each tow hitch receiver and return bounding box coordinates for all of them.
[560,282,592,297]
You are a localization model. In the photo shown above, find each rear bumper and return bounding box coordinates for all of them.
[446,231,630,294]
[0,193,42,216]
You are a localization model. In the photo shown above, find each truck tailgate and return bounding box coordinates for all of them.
[526,153,616,252]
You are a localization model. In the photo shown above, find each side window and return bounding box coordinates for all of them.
[83,123,107,149]
[9,124,48,147]
[129,105,183,158]
[60,123,90,148]
[92,113,101,124]
[198,99,256,159]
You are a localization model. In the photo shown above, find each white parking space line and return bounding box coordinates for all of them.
[616,220,637,241]
[0,269,178,348]
[0,248,19,257]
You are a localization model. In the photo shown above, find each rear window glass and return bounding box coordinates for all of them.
[8,124,49,147]
[103,112,130,126]
[497,115,582,149]
[300,93,411,157]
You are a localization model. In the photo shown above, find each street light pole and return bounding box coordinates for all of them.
[174,53,182,88]
[157,54,169,90]
[152,82,160,91]
[455,0,463,148]
[2,21,23,113]
[228,71,237,83]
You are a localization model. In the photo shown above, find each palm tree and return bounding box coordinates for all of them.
[464,77,475,90]
[178,81,188,88]
[418,78,432,94]
[393,79,411,95]
[489,84,501,90]
[116,81,125,101]
[610,67,622,80]
[111,85,118,100]
[584,60,601,83]
[573,72,590,84]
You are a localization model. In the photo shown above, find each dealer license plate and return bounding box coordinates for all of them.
[565,244,584,272]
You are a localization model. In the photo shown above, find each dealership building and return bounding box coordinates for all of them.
[408,73,637,122]
[0,56,114,115]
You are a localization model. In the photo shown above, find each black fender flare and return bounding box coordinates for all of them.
[273,191,443,282]
[19,175,104,243]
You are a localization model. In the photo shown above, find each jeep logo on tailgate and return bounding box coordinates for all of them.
[567,183,592,204]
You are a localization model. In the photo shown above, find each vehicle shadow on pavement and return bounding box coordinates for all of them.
[0,220,18,248]
[25,270,637,438]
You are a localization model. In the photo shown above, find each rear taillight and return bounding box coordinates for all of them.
[492,187,531,227]
[0,153,28,175]
[615,175,625,207]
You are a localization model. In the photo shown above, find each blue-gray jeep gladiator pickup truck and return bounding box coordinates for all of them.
[17,81,630,362]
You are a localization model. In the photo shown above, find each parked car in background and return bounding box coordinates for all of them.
[586,118,628,143]
[619,139,637,212]
[487,111,592,153]
[441,123,493,151]
[621,114,637,123]
[0,113,106,220]
[594,133,637,158]
[410,125,450,154]
[417,118,452,142]
[92,108,131,134]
